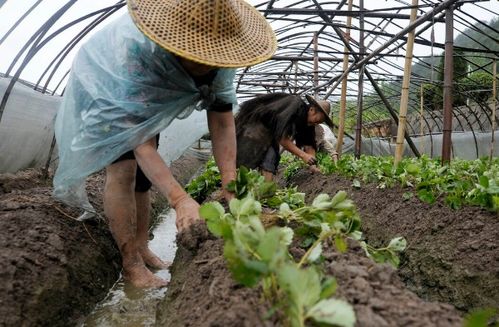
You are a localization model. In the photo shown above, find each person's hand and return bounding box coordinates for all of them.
[301,153,317,165]
[309,165,321,174]
[172,195,200,232]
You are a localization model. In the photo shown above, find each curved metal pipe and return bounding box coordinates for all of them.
[38,3,125,93]
[0,0,77,123]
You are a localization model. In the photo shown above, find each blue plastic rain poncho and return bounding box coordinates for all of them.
[54,14,237,211]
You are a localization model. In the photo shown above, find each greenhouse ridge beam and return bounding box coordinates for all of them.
[270,56,376,63]
[260,8,444,21]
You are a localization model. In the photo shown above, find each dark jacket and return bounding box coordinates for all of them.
[235,93,315,169]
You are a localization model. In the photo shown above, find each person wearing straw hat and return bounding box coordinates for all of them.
[53,0,276,288]
[235,93,333,181]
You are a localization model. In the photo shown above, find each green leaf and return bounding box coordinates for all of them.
[352,179,361,189]
[463,308,497,327]
[229,198,242,216]
[199,202,224,221]
[387,254,400,268]
[319,277,337,300]
[306,298,356,327]
[335,235,348,253]
[257,228,287,268]
[307,243,323,263]
[279,202,293,218]
[387,237,407,252]
[402,192,413,201]
[258,181,277,198]
[280,227,294,246]
[223,242,266,287]
[330,191,347,206]
[277,264,321,308]
[239,196,260,217]
[406,163,420,175]
[312,194,332,209]
[417,189,436,204]
[199,202,226,237]
[349,230,362,241]
[478,175,489,188]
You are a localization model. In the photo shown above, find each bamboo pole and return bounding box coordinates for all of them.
[420,84,425,154]
[394,0,419,166]
[335,0,353,156]
[490,60,497,162]
[313,33,319,97]
[354,0,365,159]
[441,8,454,164]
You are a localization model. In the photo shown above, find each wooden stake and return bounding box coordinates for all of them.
[394,0,419,166]
[420,84,425,154]
[335,0,353,157]
[313,32,319,97]
[354,0,365,159]
[441,8,454,164]
[490,59,497,162]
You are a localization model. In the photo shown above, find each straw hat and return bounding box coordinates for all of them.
[305,94,334,129]
[127,0,277,68]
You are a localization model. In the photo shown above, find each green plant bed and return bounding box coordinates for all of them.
[157,168,464,326]
[281,153,499,212]
[283,168,499,315]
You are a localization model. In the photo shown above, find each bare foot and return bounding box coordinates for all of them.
[123,263,168,288]
[139,247,171,270]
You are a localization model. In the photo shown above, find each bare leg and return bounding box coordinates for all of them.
[135,191,170,269]
[104,160,167,288]
[262,170,274,182]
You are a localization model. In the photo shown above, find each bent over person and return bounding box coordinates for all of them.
[53,0,276,288]
[235,93,333,181]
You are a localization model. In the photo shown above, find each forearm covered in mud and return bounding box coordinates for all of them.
[133,138,187,207]
[207,110,237,189]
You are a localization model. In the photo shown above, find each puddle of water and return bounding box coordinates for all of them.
[81,209,177,327]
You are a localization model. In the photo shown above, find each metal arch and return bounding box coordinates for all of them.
[0,0,43,46]
[51,69,70,96]
[0,0,497,160]
[0,0,78,123]
[5,0,77,77]
[453,105,480,157]
[37,3,126,93]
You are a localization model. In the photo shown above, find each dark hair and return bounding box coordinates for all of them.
[235,93,307,141]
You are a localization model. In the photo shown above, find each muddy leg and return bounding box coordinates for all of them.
[135,191,170,270]
[104,160,167,288]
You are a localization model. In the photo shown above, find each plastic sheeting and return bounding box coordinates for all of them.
[53,14,237,211]
[345,131,499,159]
[0,77,60,173]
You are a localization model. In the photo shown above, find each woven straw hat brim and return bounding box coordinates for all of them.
[128,0,277,68]
[305,94,334,129]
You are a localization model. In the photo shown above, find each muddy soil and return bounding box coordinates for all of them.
[0,153,206,327]
[156,221,276,327]
[0,169,121,327]
[156,215,462,326]
[285,169,499,313]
